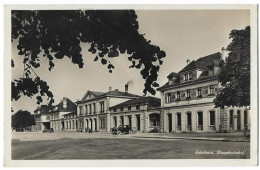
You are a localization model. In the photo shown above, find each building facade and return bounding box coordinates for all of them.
[109,96,161,133]
[76,86,139,132]
[157,50,250,133]
[50,97,77,132]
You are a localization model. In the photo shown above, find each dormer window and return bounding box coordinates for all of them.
[177,91,180,100]
[165,93,172,103]
[187,89,191,98]
[197,87,202,98]
[184,74,188,81]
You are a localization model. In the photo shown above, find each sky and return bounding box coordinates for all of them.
[11,10,250,113]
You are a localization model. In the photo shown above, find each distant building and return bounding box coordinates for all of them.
[157,50,250,133]
[49,97,77,132]
[109,96,161,132]
[76,86,139,132]
[31,105,52,132]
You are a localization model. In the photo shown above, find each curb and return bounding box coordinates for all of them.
[132,136,250,142]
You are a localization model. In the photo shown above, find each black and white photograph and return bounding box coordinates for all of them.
[3,3,258,167]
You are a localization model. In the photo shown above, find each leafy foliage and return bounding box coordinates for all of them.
[12,110,36,129]
[214,26,250,108]
[11,10,166,105]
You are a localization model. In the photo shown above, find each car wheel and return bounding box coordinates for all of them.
[129,130,133,134]
[117,131,121,135]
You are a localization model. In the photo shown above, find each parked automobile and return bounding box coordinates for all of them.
[112,125,133,135]
[42,128,54,133]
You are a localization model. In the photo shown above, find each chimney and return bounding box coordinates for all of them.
[221,47,227,62]
[186,59,190,65]
[63,97,67,109]
[125,84,128,93]
[109,86,112,92]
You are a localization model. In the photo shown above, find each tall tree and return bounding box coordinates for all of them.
[214,26,250,108]
[11,10,166,105]
[12,110,36,131]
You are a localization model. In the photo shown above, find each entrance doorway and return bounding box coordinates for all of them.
[136,115,140,131]
[237,110,241,130]
[94,119,97,131]
[186,112,192,131]
[128,116,132,128]
[168,114,172,132]
[197,111,203,131]
[90,119,93,131]
[113,117,117,128]
[244,110,248,129]
[176,113,181,130]
[120,116,124,126]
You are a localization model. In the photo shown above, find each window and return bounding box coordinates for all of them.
[230,110,234,128]
[187,89,191,99]
[197,87,202,97]
[177,91,180,100]
[120,107,124,111]
[189,72,193,80]
[149,114,160,127]
[113,108,117,112]
[100,102,105,113]
[89,104,92,114]
[93,103,96,113]
[165,93,171,103]
[85,105,88,115]
[184,74,188,81]
[209,85,214,94]
[79,106,82,115]
[136,105,140,110]
[100,119,105,128]
[128,106,131,111]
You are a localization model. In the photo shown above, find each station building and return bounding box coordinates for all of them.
[157,50,250,133]
[49,97,77,132]
[75,86,139,132]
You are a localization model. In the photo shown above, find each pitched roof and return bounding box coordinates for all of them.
[179,52,221,73]
[79,89,139,102]
[50,97,77,112]
[179,60,197,73]
[81,91,106,101]
[100,89,140,98]
[110,96,161,109]
[157,75,218,91]
[34,105,52,114]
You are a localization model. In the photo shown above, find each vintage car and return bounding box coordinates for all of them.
[42,128,54,133]
[111,125,133,135]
